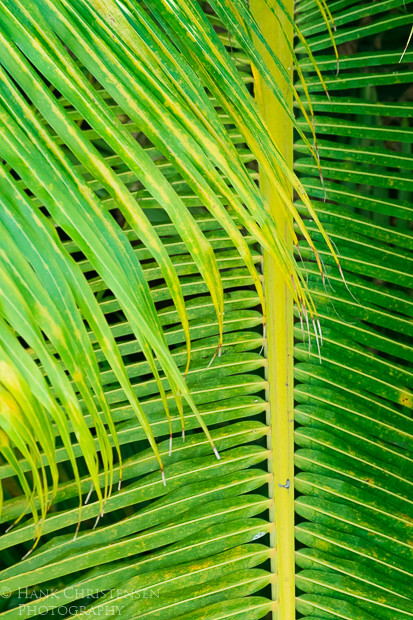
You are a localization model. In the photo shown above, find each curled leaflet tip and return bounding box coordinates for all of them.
[317,318,323,346]
[161,469,166,487]
[295,244,309,286]
[320,267,326,288]
[85,484,93,505]
[73,516,81,542]
[208,342,221,368]
[337,262,360,305]
[319,254,336,294]
[399,24,412,62]
[298,307,305,342]
[182,429,185,442]
[303,306,311,354]
[313,319,322,364]
[213,446,221,460]
[22,546,34,560]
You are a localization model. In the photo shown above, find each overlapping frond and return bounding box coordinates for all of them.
[294,0,413,616]
[0,0,323,615]
[0,0,329,524]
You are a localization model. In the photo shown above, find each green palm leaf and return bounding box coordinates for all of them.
[294,0,413,617]
[0,0,411,618]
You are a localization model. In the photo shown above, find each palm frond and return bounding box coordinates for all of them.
[294,0,413,617]
[0,0,411,618]
[0,4,292,616]
[0,0,323,519]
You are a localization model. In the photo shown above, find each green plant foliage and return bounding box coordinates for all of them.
[0,0,327,520]
[294,0,413,617]
[0,0,411,618]
[0,1,293,616]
